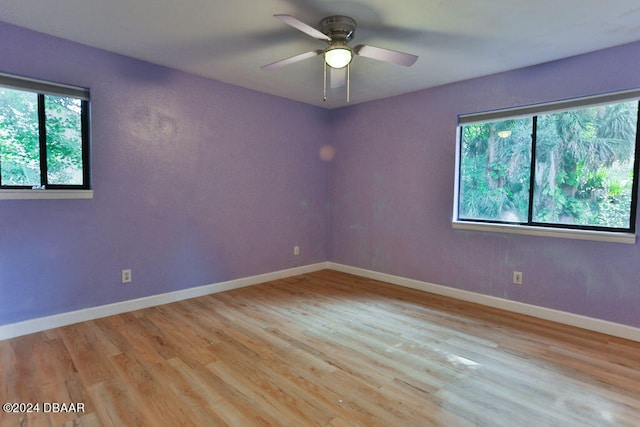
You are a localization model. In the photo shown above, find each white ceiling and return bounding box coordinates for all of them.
[1,0,640,109]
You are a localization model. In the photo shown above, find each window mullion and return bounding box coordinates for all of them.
[527,116,537,224]
[37,94,48,188]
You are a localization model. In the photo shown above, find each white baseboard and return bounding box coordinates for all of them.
[0,262,330,340]
[3,261,639,343]
[327,262,640,343]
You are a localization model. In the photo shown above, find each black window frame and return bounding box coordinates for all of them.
[454,89,640,237]
[0,73,90,191]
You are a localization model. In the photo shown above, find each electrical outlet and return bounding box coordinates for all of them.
[122,269,132,284]
[294,245,300,256]
[513,271,523,285]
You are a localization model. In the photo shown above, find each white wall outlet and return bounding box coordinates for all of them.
[513,271,523,285]
[294,245,300,256]
[122,269,132,284]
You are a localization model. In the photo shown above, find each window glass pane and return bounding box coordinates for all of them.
[459,118,532,222]
[45,94,83,185]
[533,102,638,228]
[0,88,40,186]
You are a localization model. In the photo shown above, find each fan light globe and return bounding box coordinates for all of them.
[325,47,353,69]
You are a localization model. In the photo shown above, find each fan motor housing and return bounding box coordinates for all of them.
[319,16,357,42]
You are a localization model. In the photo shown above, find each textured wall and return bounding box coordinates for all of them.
[328,41,640,328]
[0,22,329,325]
[2,19,640,330]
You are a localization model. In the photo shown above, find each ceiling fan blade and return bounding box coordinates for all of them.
[261,50,323,70]
[274,14,331,41]
[354,44,418,66]
[329,67,346,88]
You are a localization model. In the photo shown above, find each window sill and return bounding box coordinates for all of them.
[0,189,93,200]
[452,220,636,244]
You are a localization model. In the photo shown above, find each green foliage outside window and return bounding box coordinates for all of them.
[0,88,40,186]
[45,94,84,185]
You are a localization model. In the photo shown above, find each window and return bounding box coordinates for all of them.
[0,73,90,199]
[454,90,640,243]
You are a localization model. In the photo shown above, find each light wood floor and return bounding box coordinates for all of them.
[1,270,639,426]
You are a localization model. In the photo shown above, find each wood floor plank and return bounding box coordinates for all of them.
[54,323,117,390]
[1,270,639,426]
[87,379,150,426]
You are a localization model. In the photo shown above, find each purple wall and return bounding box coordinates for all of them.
[328,41,640,328]
[2,19,639,330]
[0,22,329,325]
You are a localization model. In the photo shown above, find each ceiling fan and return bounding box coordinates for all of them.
[262,14,418,102]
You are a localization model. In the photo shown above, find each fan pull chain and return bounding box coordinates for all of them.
[323,59,327,102]
[347,63,350,103]
[323,60,351,103]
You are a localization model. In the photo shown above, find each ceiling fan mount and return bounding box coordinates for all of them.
[319,15,357,43]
